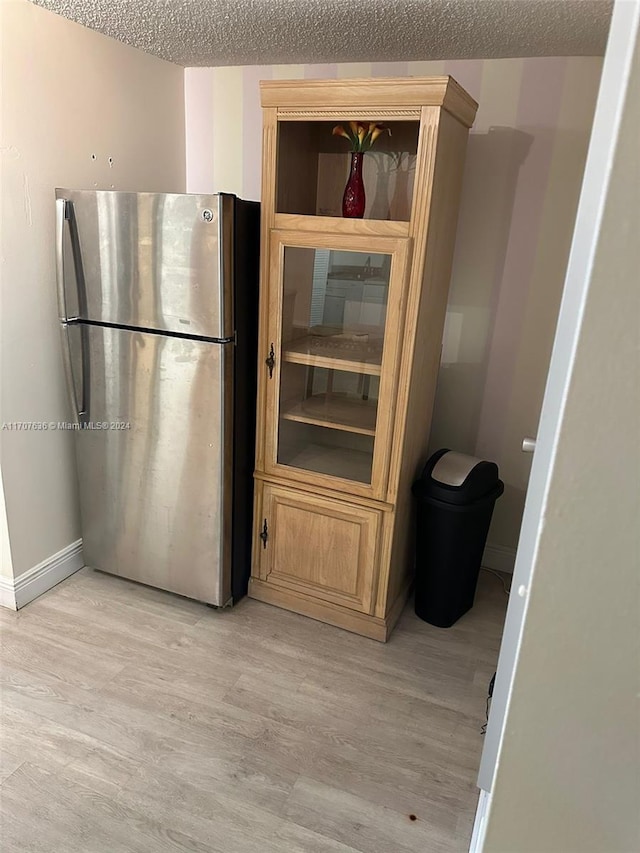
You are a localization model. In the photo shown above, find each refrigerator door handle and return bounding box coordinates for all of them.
[56,198,88,425]
[59,322,84,426]
[56,197,88,321]
[55,198,72,322]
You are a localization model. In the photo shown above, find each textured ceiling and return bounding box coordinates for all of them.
[31,0,613,67]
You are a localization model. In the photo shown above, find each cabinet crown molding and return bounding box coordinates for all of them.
[260,76,478,128]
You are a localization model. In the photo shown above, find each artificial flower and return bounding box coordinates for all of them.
[332,121,391,152]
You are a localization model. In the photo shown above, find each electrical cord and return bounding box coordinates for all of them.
[481,696,490,735]
[480,566,511,595]
[481,674,496,735]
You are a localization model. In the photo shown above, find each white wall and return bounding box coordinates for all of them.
[0,469,13,579]
[0,469,16,608]
[0,0,186,581]
[481,2,640,848]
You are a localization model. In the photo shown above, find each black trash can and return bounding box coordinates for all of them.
[412,449,504,628]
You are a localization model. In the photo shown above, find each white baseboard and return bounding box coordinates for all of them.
[0,578,17,610]
[0,540,84,610]
[482,543,516,575]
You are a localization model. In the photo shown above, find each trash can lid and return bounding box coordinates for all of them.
[432,451,485,486]
[416,448,503,505]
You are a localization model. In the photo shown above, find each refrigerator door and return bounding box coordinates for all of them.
[72,323,234,605]
[55,190,234,339]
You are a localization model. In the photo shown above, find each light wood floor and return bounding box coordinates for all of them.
[0,567,507,853]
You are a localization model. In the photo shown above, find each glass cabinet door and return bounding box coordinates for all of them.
[265,232,410,496]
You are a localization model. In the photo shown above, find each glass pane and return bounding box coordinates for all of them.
[281,246,390,366]
[278,363,377,483]
[277,244,391,485]
[278,421,374,484]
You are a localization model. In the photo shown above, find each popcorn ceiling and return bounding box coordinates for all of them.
[31,0,612,66]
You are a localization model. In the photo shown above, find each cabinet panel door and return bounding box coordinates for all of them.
[259,484,380,614]
[262,231,411,501]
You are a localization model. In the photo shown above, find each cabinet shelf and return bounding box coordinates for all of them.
[282,335,382,376]
[278,444,373,484]
[274,213,410,238]
[281,393,377,436]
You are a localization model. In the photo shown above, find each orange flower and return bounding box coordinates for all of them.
[370,124,391,144]
[332,120,392,151]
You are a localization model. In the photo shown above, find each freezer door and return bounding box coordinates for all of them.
[55,190,234,339]
[73,324,234,606]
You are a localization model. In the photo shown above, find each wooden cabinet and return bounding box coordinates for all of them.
[257,484,380,614]
[249,77,478,641]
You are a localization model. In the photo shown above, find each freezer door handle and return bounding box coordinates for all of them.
[56,197,88,322]
[55,198,72,322]
[56,198,89,424]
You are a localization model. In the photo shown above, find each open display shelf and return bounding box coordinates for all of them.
[276,120,420,222]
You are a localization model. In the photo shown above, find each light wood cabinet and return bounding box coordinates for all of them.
[257,484,380,614]
[249,77,478,641]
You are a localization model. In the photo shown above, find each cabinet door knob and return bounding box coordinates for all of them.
[260,519,269,548]
[265,343,275,378]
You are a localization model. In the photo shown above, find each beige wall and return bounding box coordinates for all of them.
[0,469,13,582]
[184,57,602,564]
[483,12,639,850]
[433,58,602,561]
[0,0,186,579]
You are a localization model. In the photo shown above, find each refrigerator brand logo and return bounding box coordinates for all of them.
[201,209,214,222]
[2,422,131,431]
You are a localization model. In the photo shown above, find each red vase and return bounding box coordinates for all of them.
[342,152,366,218]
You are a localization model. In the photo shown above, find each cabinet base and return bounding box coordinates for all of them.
[248,578,409,642]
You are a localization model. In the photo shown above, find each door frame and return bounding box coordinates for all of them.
[470,1,639,847]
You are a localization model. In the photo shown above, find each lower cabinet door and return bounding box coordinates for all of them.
[258,484,380,614]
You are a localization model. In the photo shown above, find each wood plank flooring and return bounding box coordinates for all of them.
[0,567,507,852]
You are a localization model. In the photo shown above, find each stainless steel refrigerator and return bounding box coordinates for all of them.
[55,190,259,607]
